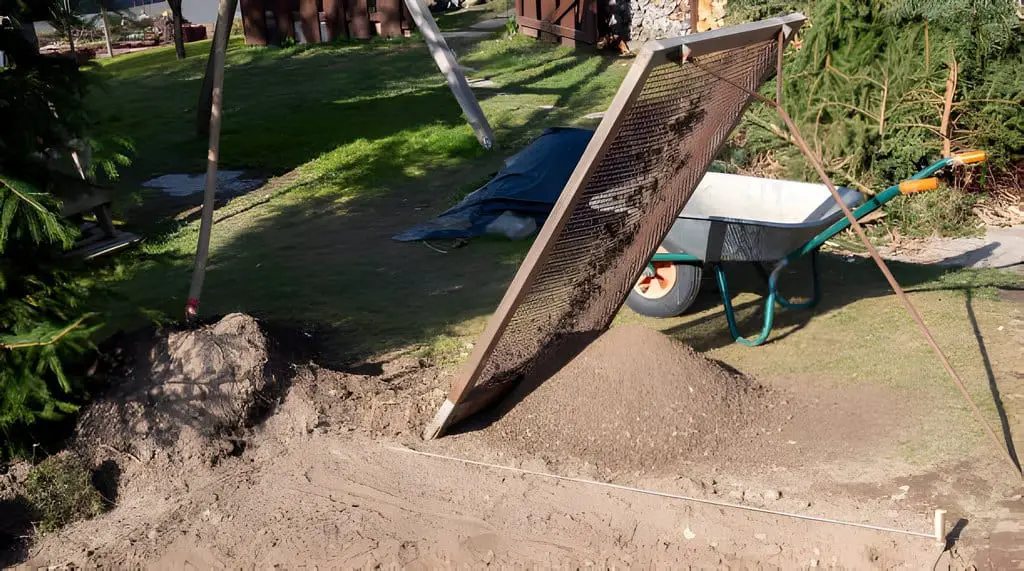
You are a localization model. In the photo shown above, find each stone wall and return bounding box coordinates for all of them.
[608,0,726,47]
[628,0,694,44]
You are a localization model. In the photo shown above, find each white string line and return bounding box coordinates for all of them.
[387,446,938,540]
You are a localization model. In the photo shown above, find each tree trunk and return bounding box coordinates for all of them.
[100,6,114,59]
[66,23,76,59]
[196,0,239,137]
[20,19,40,54]
[168,0,186,59]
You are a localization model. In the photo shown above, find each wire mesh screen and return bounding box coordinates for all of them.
[427,15,806,437]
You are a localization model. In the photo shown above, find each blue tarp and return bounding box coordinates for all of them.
[393,127,594,242]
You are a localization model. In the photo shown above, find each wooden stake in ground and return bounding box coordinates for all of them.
[403,0,495,149]
[168,0,187,60]
[99,5,113,59]
[933,509,947,546]
[197,0,239,137]
[940,53,958,157]
[186,0,233,321]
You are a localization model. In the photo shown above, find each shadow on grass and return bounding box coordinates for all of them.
[90,38,469,187]
[95,34,619,240]
[93,34,621,366]
[99,72,583,346]
[965,290,1021,471]
[659,249,1022,353]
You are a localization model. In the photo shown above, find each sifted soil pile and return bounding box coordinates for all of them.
[488,324,781,474]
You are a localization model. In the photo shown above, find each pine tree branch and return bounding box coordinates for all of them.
[950,98,1021,107]
[0,174,49,215]
[746,115,796,145]
[1,316,89,350]
[825,60,885,89]
[891,122,944,135]
[816,101,881,122]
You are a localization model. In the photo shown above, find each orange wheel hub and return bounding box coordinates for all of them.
[635,247,677,299]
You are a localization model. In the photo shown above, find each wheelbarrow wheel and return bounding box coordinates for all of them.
[626,248,702,318]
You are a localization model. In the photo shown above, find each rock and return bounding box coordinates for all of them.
[754,533,767,542]
[728,490,745,501]
[764,490,782,501]
[1009,494,1022,501]
[683,526,696,540]
[809,559,819,568]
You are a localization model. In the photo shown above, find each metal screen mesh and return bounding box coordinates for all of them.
[428,16,805,436]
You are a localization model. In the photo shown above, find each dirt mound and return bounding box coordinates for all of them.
[487,324,778,474]
[76,313,278,468]
[269,354,447,441]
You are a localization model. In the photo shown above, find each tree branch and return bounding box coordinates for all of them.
[816,101,880,122]
[0,175,49,214]
[1,316,89,351]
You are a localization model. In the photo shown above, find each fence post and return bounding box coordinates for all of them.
[347,0,372,38]
[324,0,348,39]
[378,0,403,36]
[274,0,295,41]
[299,0,322,42]
[241,0,268,45]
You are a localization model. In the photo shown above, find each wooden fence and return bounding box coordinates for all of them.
[515,0,600,47]
[240,0,413,45]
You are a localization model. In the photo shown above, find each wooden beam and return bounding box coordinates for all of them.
[187,0,234,321]
[403,0,495,148]
[196,0,239,136]
[517,15,590,42]
[537,0,557,41]
[543,0,578,28]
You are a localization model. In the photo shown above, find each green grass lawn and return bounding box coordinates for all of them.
[88,32,629,360]
[433,2,514,31]
[86,30,1024,470]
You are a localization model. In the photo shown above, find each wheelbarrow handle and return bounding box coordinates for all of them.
[898,177,940,194]
[951,150,987,165]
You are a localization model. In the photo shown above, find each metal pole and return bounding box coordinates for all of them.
[403,0,495,149]
[186,0,233,321]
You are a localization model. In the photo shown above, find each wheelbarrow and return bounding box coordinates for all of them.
[626,151,987,346]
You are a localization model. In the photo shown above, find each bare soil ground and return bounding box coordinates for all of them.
[9,314,1024,569]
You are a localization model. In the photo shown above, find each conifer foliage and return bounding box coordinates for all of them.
[0,4,124,452]
[729,0,1023,190]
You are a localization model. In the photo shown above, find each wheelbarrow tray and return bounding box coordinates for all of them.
[664,172,863,262]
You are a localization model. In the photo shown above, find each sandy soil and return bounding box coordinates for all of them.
[8,316,1024,568]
